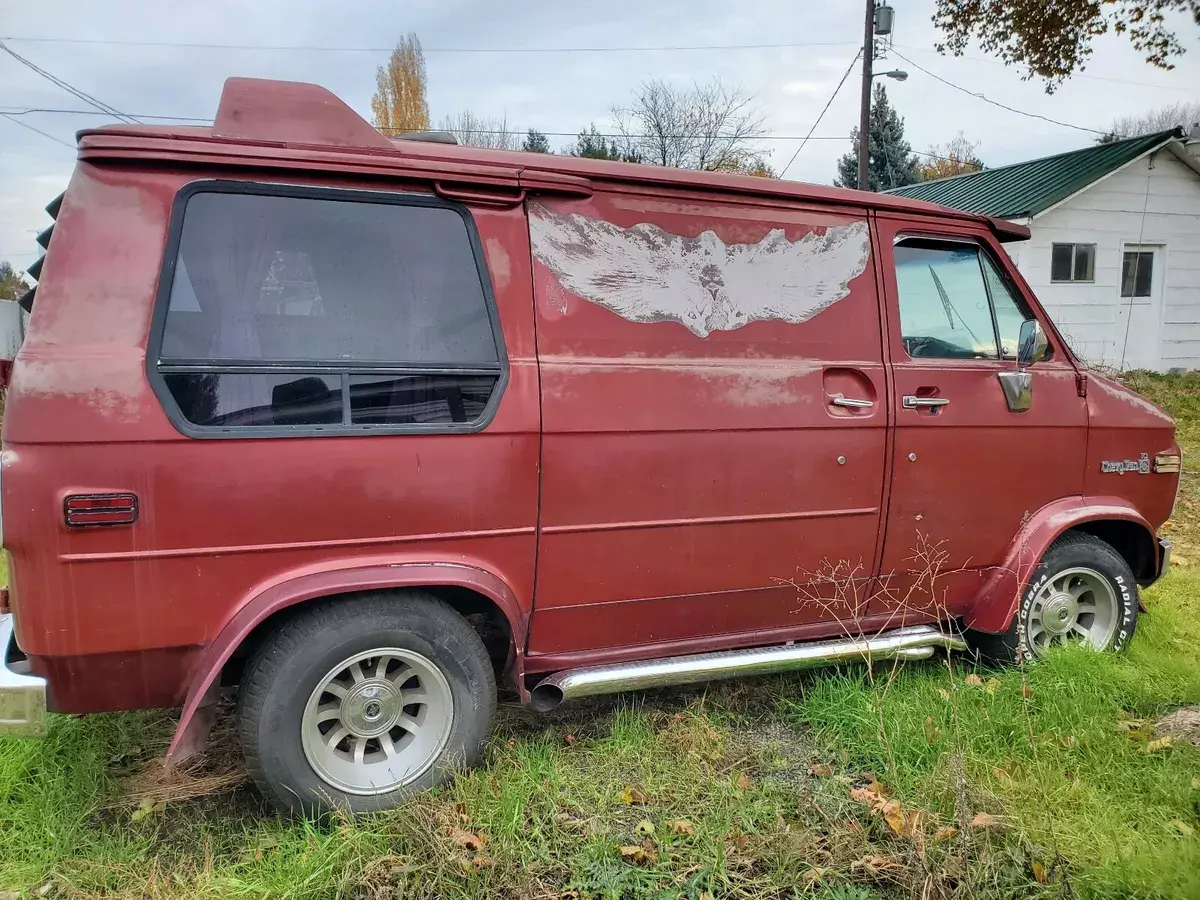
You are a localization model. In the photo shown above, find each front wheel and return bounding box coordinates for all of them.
[238,591,496,816]
[973,532,1139,665]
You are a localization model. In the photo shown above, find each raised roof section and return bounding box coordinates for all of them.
[212,77,394,150]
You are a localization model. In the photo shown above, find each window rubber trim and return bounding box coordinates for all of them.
[145,179,510,440]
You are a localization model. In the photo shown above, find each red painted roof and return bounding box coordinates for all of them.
[76,77,1027,240]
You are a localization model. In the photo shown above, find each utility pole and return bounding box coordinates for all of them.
[856,0,875,191]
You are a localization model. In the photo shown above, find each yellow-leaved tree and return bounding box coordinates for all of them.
[371,33,430,135]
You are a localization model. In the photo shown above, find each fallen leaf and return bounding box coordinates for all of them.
[938,688,951,701]
[880,799,907,836]
[1060,734,1077,749]
[1191,778,1200,790]
[735,771,753,790]
[130,797,166,822]
[850,786,877,806]
[1145,735,1174,754]
[985,678,1001,695]
[964,673,984,687]
[635,819,656,836]
[731,830,749,852]
[993,766,1013,782]
[618,785,649,805]
[0,892,20,900]
[923,715,942,744]
[564,734,577,746]
[970,812,1003,831]
[1022,682,1033,699]
[1168,819,1195,837]
[934,826,959,842]
[808,762,833,777]
[448,826,487,852]
[618,842,658,865]
[1032,860,1048,883]
[669,819,695,836]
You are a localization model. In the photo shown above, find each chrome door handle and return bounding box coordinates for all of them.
[902,395,950,409]
[830,395,874,409]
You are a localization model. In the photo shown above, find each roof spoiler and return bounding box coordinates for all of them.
[988,216,1030,243]
[212,77,393,150]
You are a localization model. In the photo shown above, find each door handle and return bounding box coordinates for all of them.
[830,394,874,409]
[902,395,950,409]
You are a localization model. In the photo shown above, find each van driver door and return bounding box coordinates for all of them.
[874,213,1087,621]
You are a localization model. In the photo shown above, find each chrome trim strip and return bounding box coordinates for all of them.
[0,613,47,736]
[529,625,968,711]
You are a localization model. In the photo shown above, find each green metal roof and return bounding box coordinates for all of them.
[884,128,1183,219]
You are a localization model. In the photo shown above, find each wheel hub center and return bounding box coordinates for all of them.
[342,680,402,737]
[1041,593,1078,635]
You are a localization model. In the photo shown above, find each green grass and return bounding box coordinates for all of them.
[2,373,1198,899]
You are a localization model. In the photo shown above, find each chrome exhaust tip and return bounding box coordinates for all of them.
[529,625,966,712]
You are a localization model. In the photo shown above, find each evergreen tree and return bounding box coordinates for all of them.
[570,125,641,162]
[522,129,551,153]
[835,83,920,192]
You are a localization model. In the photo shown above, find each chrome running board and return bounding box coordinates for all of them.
[529,625,968,711]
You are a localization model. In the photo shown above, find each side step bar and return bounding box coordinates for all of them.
[530,625,968,711]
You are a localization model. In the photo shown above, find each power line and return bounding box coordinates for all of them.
[0,40,139,123]
[893,44,1193,93]
[0,111,74,147]
[780,50,860,178]
[891,50,1106,136]
[0,35,858,54]
[0,105,983,166]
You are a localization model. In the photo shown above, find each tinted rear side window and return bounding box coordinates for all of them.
[152,185,504,435]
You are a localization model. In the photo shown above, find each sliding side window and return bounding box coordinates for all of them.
[152,185,504,436]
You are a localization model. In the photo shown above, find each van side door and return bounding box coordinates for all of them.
[873,214,1086,620]
[525,189,888,663]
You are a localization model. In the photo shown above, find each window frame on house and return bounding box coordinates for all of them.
[146,180,509,440]
[1120,247,1156,300]
[1049,242,1096,284]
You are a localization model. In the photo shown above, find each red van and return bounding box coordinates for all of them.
[0,78,1180,815]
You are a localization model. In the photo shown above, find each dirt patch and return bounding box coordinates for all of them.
[1154,705,1200,748]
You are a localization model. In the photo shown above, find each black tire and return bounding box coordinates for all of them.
[237,591,496,817]
[970,532,1139,666]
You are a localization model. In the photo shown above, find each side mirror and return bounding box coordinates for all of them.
[1017,319,1049,369]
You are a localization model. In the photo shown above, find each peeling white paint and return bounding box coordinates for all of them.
[529,202,871,337]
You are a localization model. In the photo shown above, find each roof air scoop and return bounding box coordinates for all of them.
[212,77,393,150]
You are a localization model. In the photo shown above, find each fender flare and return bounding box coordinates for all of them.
[965,495,1155,633]
[166,561,528,761]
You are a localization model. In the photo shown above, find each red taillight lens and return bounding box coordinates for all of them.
[64,493,138,527]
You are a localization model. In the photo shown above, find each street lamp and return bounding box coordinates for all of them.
[875,69,908,81]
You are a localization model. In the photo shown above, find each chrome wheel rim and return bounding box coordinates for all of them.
[1027,567,1118,656]
[301,648,453,796]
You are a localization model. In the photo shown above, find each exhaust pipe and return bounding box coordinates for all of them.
[529,625,967,712]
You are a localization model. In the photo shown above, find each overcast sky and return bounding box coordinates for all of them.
[2,0,1197,273]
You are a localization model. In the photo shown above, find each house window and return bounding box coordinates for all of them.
[153,184,504,436]
[1120,250,1154,298]
[1050,243,1095,282]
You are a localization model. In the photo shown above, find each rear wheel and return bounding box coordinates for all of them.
[238,591,496,816]
[972,532,1139,665]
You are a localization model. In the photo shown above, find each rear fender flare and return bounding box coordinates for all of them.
[166,561,528,761]
[965,496,1154,633]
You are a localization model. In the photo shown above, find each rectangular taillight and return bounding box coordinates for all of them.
[64,493,138,527]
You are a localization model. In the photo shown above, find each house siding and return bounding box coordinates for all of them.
[1006,151,1200,371]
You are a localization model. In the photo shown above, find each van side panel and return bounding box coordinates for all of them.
[526,188,887,658]
[2,164,540,712]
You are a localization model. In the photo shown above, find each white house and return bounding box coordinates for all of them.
[888,128,1200,372]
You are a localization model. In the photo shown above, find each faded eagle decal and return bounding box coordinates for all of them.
[529,201,870,337]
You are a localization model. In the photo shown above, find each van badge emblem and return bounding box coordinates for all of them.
[1101,453,1150,475]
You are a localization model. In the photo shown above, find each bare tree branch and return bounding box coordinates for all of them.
[436,110,520,151]
[611,78,770,172]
